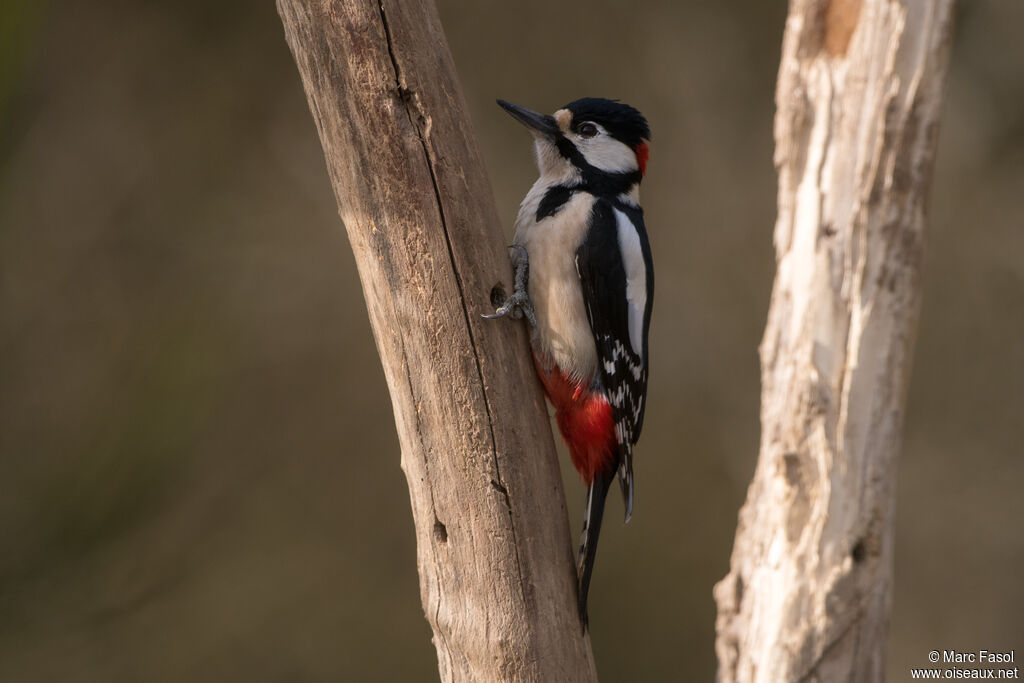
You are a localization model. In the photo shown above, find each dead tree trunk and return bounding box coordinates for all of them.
[714,1,955,681]
[276,1,597,680]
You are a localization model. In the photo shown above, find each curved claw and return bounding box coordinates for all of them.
[481,309,510,320]
[509,243,529,263]
[481,291,536,327]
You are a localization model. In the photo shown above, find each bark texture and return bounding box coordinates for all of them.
[714,1,955,681]
[276,1,597,680]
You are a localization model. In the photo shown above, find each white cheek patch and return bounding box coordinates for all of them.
[613,208,647,358]
[579,136,638,174]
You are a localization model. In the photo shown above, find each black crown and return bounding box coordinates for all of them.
[563,98,651,147]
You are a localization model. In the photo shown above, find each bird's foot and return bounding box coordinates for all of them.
[483,288,536,327]
[482,245,537,328]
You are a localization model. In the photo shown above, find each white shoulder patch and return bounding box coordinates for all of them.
[613,208,647,358]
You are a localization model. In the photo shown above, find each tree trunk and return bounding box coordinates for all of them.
[276,1,597,680]
[714,1,955,681]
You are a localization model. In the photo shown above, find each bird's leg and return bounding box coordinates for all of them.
[482,244,537,328]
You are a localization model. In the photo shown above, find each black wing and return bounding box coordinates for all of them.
[572,197,653,627]
[575,197,654,520]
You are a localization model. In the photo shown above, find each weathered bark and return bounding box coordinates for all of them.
[276,1,597,680]
[714,1,955,681]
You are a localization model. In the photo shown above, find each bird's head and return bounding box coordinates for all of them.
[498,97,650,185]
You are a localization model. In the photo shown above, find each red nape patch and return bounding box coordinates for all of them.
[635,141,650,176]
[533,355,617,484]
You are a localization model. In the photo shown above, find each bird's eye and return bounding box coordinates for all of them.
[578,122,598,138]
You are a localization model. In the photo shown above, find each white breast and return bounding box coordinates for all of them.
[513,184,599,382]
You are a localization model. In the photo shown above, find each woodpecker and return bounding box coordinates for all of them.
[484,97,653,627]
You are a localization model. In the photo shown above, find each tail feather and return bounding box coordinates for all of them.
[577,470,615,630]
[617,447,634,523]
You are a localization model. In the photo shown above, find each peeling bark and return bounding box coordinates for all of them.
[714,1,956,681]
[276,1,598,680]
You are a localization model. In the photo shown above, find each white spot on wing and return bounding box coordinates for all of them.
[631,360,642,381]
[614,209,647,357]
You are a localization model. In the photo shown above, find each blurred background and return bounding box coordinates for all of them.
[1,0,1021,680]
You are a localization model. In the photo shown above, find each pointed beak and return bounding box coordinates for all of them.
[496,100,558,138]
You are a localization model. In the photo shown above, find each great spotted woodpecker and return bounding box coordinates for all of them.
[484,97,653,627]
